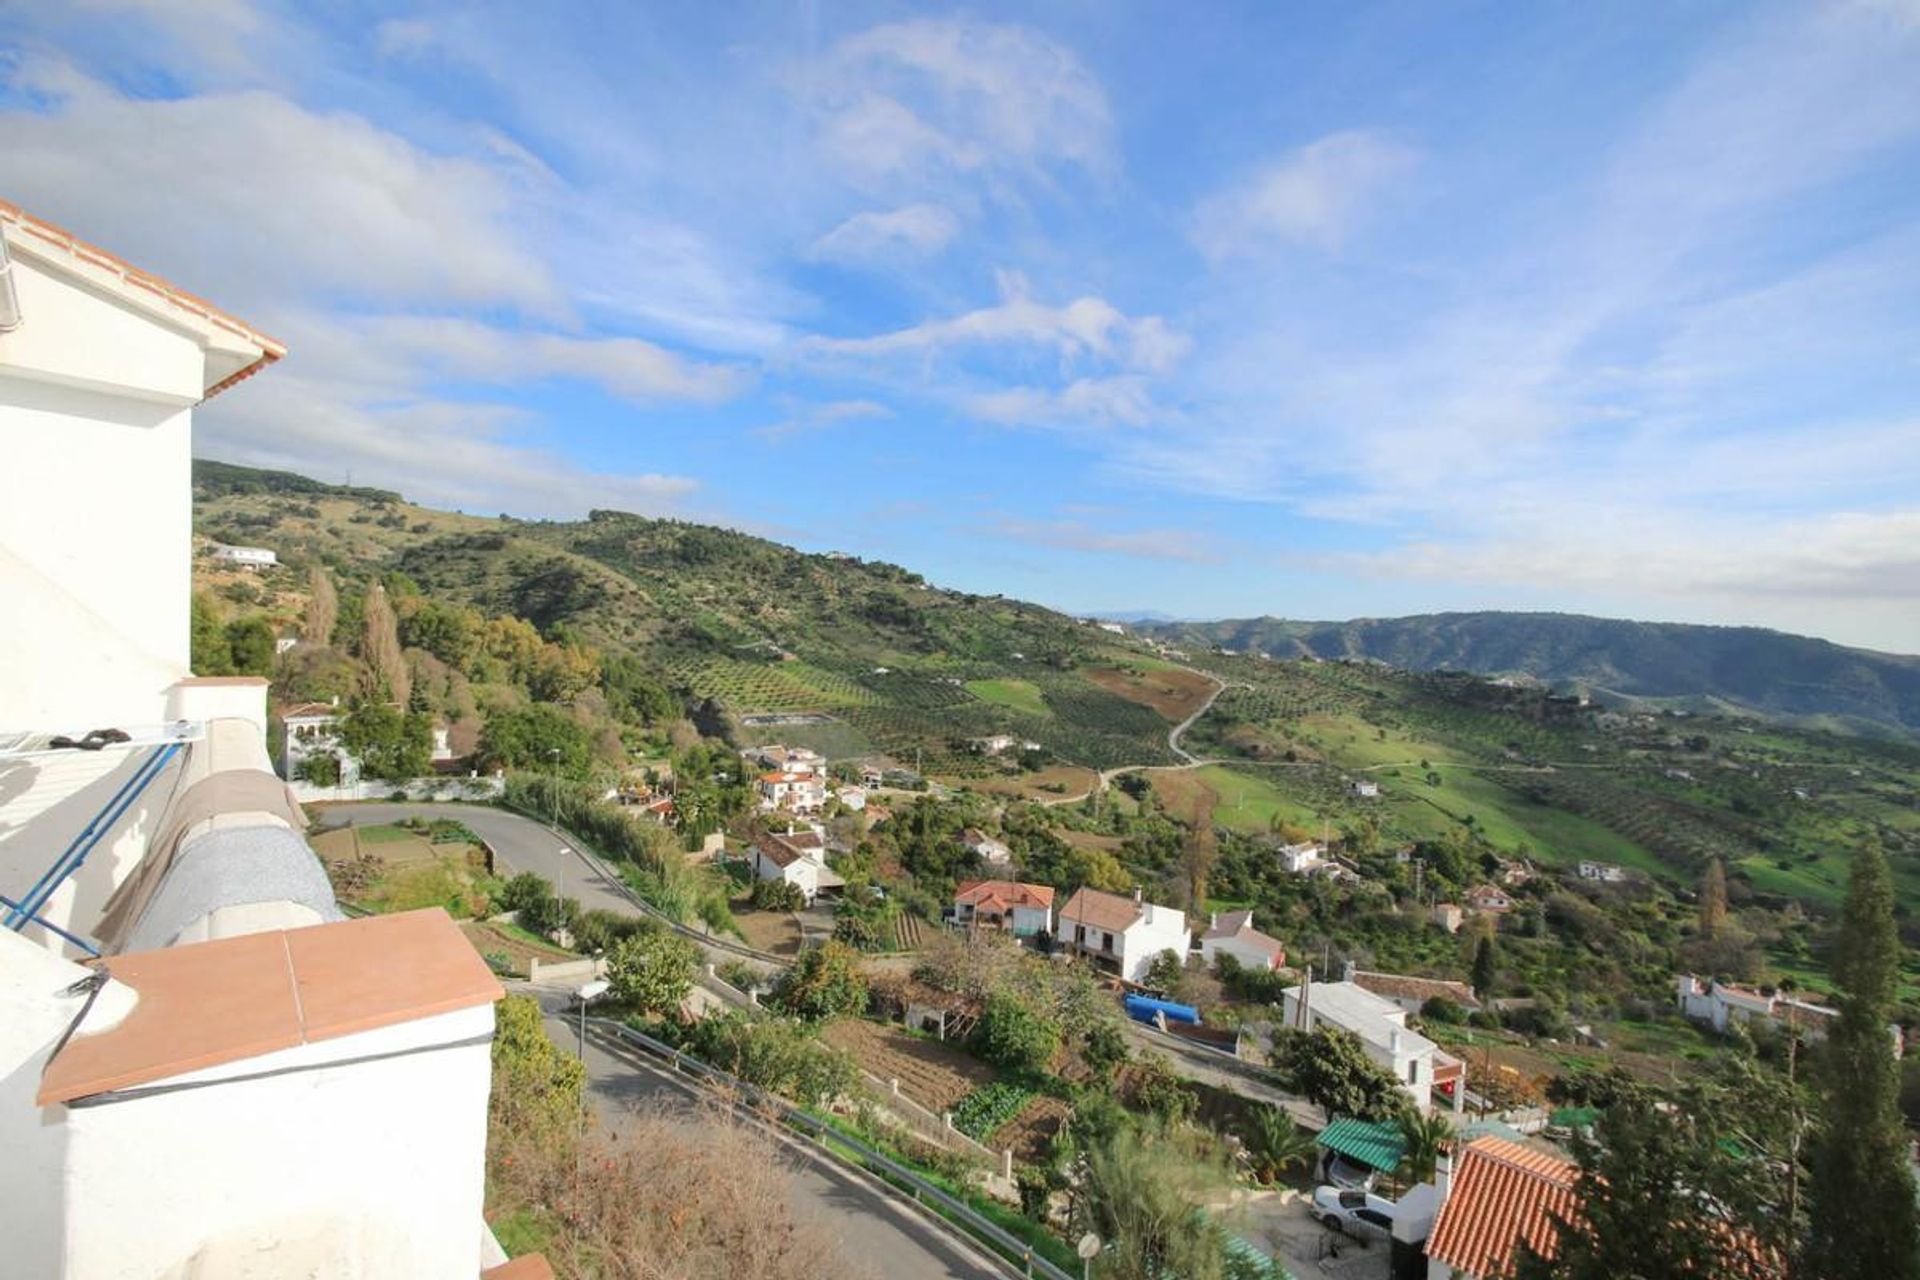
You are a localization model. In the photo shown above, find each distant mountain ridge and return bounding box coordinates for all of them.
[1130,612,1920,738]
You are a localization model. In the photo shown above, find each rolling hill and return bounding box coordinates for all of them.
[1133,613,1920,739]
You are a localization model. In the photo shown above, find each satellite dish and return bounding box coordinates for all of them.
[1076,1233,1101,1260]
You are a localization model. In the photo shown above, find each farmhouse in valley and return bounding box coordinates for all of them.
[951,880,1054,938]
[1197,909,1285,972]
[1279,977,1463,1112]
[1057,887,1188,985]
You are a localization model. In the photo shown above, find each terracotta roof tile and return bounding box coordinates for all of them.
[1350,969,1482,1009]
[39,909,502,1105]
[1427,1137,1578,1277]
[954,879,1055,911]
[1059,887,1143,933]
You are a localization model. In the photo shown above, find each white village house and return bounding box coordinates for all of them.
[1057,887,1188,985]
[1279,978,1464,1112]
[1674,974,1844,1041]
[751,828,844,905]
[1277,841,1324,873]
[209,542,278,569]
[757,769,826,814]
[281,698,349,781]
[959,827,1013,869]
[1197,909,1285,972]
[0,202,528,1278]
[951,880,1055,939]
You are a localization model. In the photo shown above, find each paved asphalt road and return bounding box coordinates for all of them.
[536,1005,1010,1280]
[313,801,780,976]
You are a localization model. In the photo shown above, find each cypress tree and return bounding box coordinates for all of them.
[1700,857,1728,940]
[1804,844,1918,1280]
[1471,931,1498,998]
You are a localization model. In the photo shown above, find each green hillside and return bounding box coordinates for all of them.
[1136,612,1920,738]
[192,459,1920,923]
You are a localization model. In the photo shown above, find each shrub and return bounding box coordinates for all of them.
[1271,1026,1407,1122]
[749,877,806,912]
[974,991,1061,1074]
[606,924,700,1016]
[770,940,868,1022]
[680,1012,857,1106]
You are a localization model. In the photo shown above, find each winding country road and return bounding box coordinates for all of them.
[313,801,784,976]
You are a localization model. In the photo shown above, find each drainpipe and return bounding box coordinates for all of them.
[0,227,23,332]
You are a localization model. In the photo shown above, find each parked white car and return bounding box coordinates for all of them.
[1310,1186,1395,1242]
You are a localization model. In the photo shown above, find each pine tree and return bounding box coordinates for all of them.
[1700,858,1728,940]
[1803,844,1919,1280]
[304,565,337,647]
[1471,931,1498,998]
[361,581,409,706]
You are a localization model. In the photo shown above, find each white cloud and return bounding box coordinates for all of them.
[1193,130,1416,259]
[811,271,1188,373]
[200,376,697,519]
[356,317,745,404]
[811,203,961,263]
[0,65,560,316]
[970,377,1156,428]
[986,518,1220,564]
[807,18,1113,184]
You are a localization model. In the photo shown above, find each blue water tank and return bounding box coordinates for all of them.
[1124,993,1201,1025]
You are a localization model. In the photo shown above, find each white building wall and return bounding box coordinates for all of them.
[1119,905,1189,984]
[58,1005,495,1280]
[1201,935,1279,972]
[0,251,210,731]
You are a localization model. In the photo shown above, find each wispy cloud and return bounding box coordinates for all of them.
[810,203,960,263]
[811,270,1187,373]
[807,18,1114,185]
[1193,130,1416,259]
[969,376,1157,428]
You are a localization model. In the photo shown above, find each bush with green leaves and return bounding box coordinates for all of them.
[606,924,699,1016]
[1271,1026,1407,1122]
[678,1011,857,1107]
[749,877,806,912]
[974,991,1061,1074]
[770,940,869,1022]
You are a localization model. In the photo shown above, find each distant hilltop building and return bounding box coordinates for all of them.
[210,542,278,569]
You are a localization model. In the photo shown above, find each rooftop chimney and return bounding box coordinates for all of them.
[1133,887,1143,904]
[1435,1145,1455,1205]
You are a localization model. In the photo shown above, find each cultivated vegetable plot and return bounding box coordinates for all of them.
[819,1017,996,1113]
[951,1080,1036,1142]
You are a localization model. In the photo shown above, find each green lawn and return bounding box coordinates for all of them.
[965,678,1050,718]
[357,823,415,845]
[1196,765,1319,834]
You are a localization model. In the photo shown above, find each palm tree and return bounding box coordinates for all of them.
[1400,1109,1454,1184]
[1245,1106,1316,1185]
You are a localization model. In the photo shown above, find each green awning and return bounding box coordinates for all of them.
[1315,1117,1407,1173]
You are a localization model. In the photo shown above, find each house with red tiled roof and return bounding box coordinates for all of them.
[951,880,1054,938]
[1424,1137,1578,1278]
[1198,909,1284,972]
[1058,887,1188,985]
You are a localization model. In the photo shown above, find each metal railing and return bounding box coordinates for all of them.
[5,742,181,933]
[584,1016,1075,1280]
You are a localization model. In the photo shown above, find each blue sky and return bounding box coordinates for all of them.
[6,1,1919,651]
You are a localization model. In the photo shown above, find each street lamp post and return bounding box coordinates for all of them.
[575,978,610,1059]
